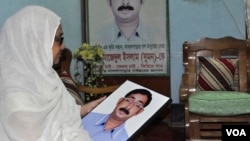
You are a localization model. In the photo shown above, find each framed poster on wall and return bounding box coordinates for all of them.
[81,0,169,76]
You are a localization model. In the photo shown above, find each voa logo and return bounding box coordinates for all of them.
[226,129,246,136]
[222,125,250,141]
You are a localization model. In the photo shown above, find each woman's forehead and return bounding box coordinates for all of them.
[55,24,63,35]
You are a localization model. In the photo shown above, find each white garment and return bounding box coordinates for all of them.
[0,5,92,141]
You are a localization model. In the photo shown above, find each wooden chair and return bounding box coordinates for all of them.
[53,48,119,104]
[179,36,250,140]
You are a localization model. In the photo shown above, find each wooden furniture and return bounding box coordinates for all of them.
[179,36,250,140]
[53,48,119,104]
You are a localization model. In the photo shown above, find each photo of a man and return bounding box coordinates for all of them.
[87,0,168,76]
[82,89,152,141]
[90,0,166,45]
[81,80,170,141]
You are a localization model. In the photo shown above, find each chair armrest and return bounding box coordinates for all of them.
[179,73,192,102]
[76,84,119,95]
[180,84,189,102]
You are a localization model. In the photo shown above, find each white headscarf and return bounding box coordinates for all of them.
[0,5,92,141]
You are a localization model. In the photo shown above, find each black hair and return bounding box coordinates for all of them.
[125,89,152,108]
[109,0,143,6]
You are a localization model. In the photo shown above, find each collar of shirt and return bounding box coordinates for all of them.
[112,20,146,42]
[94,113,127,140]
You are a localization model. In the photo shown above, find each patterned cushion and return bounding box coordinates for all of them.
[59,71,84,105]
[197,57,238,91]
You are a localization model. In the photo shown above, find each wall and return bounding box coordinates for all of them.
[0,0,82,54]
[0,0,246,103]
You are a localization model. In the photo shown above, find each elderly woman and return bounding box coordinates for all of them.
[0,5,103,141]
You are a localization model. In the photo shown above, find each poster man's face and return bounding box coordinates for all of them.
[112,93,148,121]
[108,0,143,23]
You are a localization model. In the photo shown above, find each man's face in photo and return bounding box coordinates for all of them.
[111,93,148,122]
[107,0,143,23]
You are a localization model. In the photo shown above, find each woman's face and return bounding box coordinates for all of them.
[52,24,64,64]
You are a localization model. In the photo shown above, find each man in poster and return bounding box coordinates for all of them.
[94,0,164,45]
[89,0,168,75]
[82,89,152,141]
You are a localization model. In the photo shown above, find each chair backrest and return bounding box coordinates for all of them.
[181,36,250,100]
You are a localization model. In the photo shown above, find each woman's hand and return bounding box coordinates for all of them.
[80,96,106,117]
